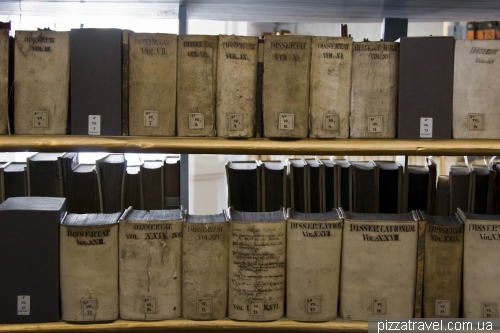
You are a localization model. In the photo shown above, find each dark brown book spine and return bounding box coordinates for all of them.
[164,160,180,209]
[255,39,264,138]
[122,30,130,136]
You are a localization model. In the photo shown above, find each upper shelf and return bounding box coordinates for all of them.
[1,0,500,22]
[1,136,500,156]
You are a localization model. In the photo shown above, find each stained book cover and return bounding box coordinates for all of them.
[177,35,217,137]
[182,213,228,320]
[0,30,8,134]
[340,211,418,320]
[453,40,500,139]
[263,35,311,138]
[129,33,177,136]
[14,31,69,134]
[119,209,183,320]
[286,210,343,321]
[228,209,286,321]
[350,42,398,138]
[309,37,352,138]
[216,35,258,138]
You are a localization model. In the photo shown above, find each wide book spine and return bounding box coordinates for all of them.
[0,30,8,134]
[14,31,69,134]
[309,37,352,138]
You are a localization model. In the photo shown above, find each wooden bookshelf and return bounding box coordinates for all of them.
[1,136,500,156]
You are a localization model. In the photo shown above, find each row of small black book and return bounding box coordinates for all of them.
[0,197,496,323]
[0,29,500,140]
[0,153,180,213]
[227,158,498,216]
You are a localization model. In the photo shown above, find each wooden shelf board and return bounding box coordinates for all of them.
[1,136,500,156]
[0,318,368,332]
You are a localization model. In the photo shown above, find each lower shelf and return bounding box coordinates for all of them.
[0,318,368,332]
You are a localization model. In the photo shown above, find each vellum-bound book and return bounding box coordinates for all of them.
[0,30,8,134]
[129,33,177,136]
[119,209,183,320]
[177,35,217,137]
[14,31,69,134]
[453,40,500,139]
[182,213,228,320]
[459,209,500,318]
[309,37,353,138]
[286,209,343,321]
[60,212,121,322]
[340,211,419,320]
[228,209,286,321]
[216,35,258,138]
[263,35,311,138]
[350,42,398,138]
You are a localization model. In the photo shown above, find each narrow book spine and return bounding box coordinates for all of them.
[0,30,8,134]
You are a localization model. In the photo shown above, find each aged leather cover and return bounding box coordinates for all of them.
[27,153,65,197]
[435,175,451,216]
[261,161,287,212]
[0,197,65,323]
[0,30,8,134]
[216,35,258,138]
[450,166,474,214]
[263,35,311,138]
[286,210,343,321]
[71,28,122,136]
[350,161,379,213]
[129,33,177,136]
[72,164,99,214]
[309,37,352,138]
[140,161,164,210]
[164,157,180,209]
[182,213,228,320]
[374,161,403,213]
[398,37,454,139]
[225,161,261,212]
[471,165,495,214]
[321,159,340,212]
[305,159,324,213]
[96,154,126,213]
[14,31,69,135]
[289,159,309,213]
[1,162,27,201]
[350,42,398,138]
[119,209,183,320]
[333,159,351,211]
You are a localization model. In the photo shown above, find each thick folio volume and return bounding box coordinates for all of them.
[182,213,228,320]
[216,35,258,138]
[309,37,353,138]
[177,35,217,137]
[60,212,121,322]
[228,209,286,321]
[286,210,343,321]
[14,31,69,135]
[0,30,8,134]
[453,40,500,139]
[129,33,177,136]
[119,209,183,320]
[350,42,398,138]
[263,35,311,138]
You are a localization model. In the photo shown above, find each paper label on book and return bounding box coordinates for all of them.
[435,300,451,316]
[17,296,30,315]
[229,114,244,131]
[143,110,159,127]
[144,297,157,314]
[279,113,294,130]
[81,298,97,320]
[468,113,484,131]
[197,298,212,314]
[482,302,497,318]
[372,298,387,315]
[88,115,101,135]
[188,113,204,130]
[306,297,321,314]
[420,117,433,138]
[323,114,339,131]
[368,116,383,133]
[248,299,264,316]
[33,111,48,128]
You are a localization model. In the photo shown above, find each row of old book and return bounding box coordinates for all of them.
[466,21,500,40]
[0,197,496,323]
[227,158,498,216]
[0,153,180,213]
[0,29,499,139]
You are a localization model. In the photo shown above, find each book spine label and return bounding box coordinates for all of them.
[0,31,7,135]
[228,221,286,321]
[182,221,229,320]
[340,220,418,320]
[309,37,353,138]
[119,220,182,320]
[14,31,70,135]
[423,224,463,318]
[177,35,217,137]
[129,33,177,136]
[263,36,311,138]
[350,42,398,138]
[60,224,119,322]
[453,40,500,139]
[286,218,343,321]
[216,35,258,138]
